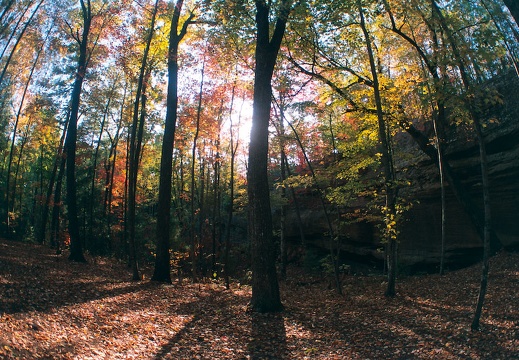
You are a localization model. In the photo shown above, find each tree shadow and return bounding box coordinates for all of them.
[153,312,199,360]
[0,240,163,314]
[249,312,287,360]
[152,289,251,359]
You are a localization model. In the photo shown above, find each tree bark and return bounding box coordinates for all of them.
[103,85,124,248]
[211,104,224,278]
[127,0,161,281]
[248,0,292,312]
[279,127,288,280]
[429,0,493,330]
[189,58,205,281]
[88,86,114,252]
[384,0,502,253]
[358,0,397,297]
[65,0,91,263]
[51,140,67,253]
[224,84,239,289]
[153,0,194,283]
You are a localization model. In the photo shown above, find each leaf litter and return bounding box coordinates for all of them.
[0,239,518,359]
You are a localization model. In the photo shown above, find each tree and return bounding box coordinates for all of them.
[223,77,242,289]
[127,0,161,281]
[357,0,399,297]
[381,0,504,256]
[247,0,292,313]
[64,0,92,263]
[152,0,195,283]
[429,0,493,330]
[189,55,205,281]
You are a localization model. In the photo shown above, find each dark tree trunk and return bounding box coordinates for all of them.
[471,116,492,331]
[429,0,493,330]
[11,123,32,226]
[383,0,502,253]
[153,0,194,283]
[88,89,113,252]
[190,58,205,281]
[224,84,239,290]
[248,0,291,312]
[51,145,67,253]
[358,0,398,297]
[211,105,223,278]
[128,77,149,280]
[103,86,124,246]
[128,0,160,281]
[279,148,288,280]
[66,0,91,263]
[276,103,288,280]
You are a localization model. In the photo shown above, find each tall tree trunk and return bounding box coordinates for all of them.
[211,149,220,278]
[383,0,502,253]
[128,0,160,281]
[471,116,492,331]
[277,103,288,280]
[430,0,493,330]
[65,0,91,263]
[88,88,113,252]
[153,0,194,283]
[211,105,223,279]
[51,141,67,253]
[104,85,124,247]
[128,73,149,280]
[223,84,240,289]
[248,0,292,312]
[433,110,447,275]
[358,0,398,297]
[123,129,130,262]
[11,121,32,228]
[190,58,205,281]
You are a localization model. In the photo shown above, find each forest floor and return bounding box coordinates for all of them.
[0,239,518,359]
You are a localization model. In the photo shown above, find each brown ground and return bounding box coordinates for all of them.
[0,239,518,359]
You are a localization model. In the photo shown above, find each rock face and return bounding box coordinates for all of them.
[285,71,519,271]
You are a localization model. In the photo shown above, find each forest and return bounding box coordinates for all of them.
[0,0,518,358]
